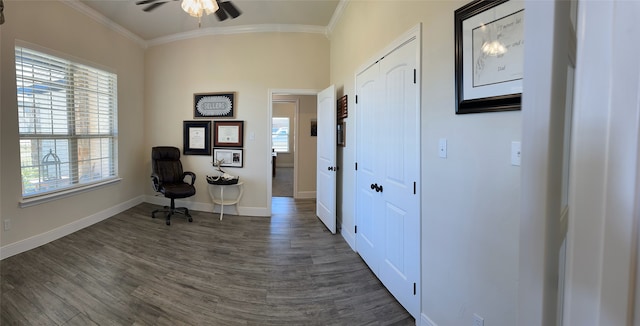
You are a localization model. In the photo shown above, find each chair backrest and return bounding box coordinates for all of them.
[152,146,184,184]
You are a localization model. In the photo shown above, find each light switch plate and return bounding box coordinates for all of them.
[511,141,521,166]
[439,138,447,158]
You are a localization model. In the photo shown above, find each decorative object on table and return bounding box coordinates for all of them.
[337,95,348,120]
[194,92,235,118]
[182,120,211,155]
[454,0,524,114]
[213,120,244,147]
[213,148,243,168]
[206,158,240,185]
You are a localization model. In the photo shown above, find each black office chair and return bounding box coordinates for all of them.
[150,146,196,225]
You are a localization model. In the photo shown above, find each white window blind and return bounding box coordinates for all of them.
[15,45,118,199]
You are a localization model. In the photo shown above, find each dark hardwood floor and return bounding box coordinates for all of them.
[1,197,414,325]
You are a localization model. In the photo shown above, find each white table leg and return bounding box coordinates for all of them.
[220,186,224,221]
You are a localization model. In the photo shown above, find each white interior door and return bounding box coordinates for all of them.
[355,35,420,319]
[355,63,382,274]
[316,85,336,234]
[376,39,420,318]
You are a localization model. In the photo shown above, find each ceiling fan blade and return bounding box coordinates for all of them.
[220,1,241,19]
[215,5,229,21]
[135,0,159,5]
[143,1,168,12]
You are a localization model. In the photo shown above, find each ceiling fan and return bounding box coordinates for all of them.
[135,0,241,21]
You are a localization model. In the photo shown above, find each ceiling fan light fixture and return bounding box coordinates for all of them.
[181,0,219,18]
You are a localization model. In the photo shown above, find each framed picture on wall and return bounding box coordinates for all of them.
[213,148,243,168]
[183,120,211,155]
[213,120,244,148]
[194,92,236,118]
[337,121,345,147]
[454,0,524,114]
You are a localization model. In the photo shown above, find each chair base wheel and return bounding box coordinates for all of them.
[166,220,171,226]
[188,217,193,222]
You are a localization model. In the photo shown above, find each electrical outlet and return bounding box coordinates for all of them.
[473,313,484,326]
[4,219,11,231]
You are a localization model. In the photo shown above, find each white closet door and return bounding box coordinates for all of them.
[355,37,420,318]
[355,63,383,274]
[377,39,420,318]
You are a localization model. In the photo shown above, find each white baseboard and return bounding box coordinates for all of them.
[144,195,269,217]
[0,196,144,260]
[421,313,438,326]
[295,190,316,199]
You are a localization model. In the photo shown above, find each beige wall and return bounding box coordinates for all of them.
[144,33,328,212]
[329,1,521,325]
[0,1,145,247]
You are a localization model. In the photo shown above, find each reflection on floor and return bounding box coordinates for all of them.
[272,167,293,197]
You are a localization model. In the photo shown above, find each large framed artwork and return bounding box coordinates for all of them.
[454,0,524,114]
[183,120,211,155]
[194,92,235,118]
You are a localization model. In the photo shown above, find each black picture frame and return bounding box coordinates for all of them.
[194,92,235,118]
[455,0,524,114]
[183,120,211,155]
[213,120,244,148]
[213,148,244,168]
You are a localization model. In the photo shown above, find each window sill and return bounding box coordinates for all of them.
[19,178,122,208]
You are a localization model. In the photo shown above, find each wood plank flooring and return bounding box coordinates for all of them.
[1,197,414,325]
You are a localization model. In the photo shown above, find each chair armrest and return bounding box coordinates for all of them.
[183,172,196,185]
[151,173,161,192]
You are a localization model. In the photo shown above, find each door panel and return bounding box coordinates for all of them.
[316,85,336,234]
[356,64,382,271]
[377,39,420,318]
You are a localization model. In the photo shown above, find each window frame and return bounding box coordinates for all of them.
[15,41,120,207]
[271,117,291,153]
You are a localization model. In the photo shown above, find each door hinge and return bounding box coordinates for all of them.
[355,225,357,234]
[355,95,358,104]
[355,162,358,171]
[413,181,416,194]
[413,283,417,295]
[413,69,417,84]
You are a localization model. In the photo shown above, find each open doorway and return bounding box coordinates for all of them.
[272,100,296,197]
[268,92,318,202]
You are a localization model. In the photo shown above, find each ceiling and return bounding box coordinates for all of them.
[76,0,342,44]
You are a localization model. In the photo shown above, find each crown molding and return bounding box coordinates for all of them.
[61,0,148,49]
[147,24,328,47]
[326,0,349,37]
[61,0,346,48]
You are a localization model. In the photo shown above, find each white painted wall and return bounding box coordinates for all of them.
[0,1,145,251]
[329,1,521,325]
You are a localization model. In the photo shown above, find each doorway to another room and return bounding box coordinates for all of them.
[270,94,318,200]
